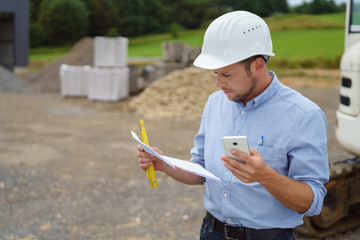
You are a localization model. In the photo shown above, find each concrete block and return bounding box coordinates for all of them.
[88,67,129,101]
[94,36,128,67]
[59,64,90,97]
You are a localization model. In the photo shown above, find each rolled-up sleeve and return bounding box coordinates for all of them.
[303,180,328,216]
[190,99,209,168]
[190,130,205,168]
[288,108,329,216]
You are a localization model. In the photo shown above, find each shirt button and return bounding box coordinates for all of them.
[224,193,228,198]
[227,218,232,222]
[255,104,258,107]
[241,110,245,114]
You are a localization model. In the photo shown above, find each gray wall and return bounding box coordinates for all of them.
[0,0,29,70]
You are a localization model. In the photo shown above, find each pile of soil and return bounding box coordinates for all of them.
[129,67,218,119]
[128,67,340,120]
[25,37,94,92]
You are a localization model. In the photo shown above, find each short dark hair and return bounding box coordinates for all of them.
[240,55,269,76]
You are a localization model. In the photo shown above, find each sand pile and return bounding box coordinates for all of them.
[25,37,94,92]
[129,67,218,119]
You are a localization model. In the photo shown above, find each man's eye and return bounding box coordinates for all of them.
[224,74,231,77]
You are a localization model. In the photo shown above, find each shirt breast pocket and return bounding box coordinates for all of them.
[257,145,283,171]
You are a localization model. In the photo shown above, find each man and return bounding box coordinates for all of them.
[138,11,329,240]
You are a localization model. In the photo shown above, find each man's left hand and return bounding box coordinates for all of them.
[221,148,270,183]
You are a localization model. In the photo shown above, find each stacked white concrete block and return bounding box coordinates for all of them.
[60,65,90,97]
[89,36,129,101]
[88,67,129,101]
[59,36,130,101]
[94,36,128,67]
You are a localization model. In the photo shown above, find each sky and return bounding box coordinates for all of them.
[287,0,347,6]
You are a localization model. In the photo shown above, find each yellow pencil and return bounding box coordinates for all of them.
[139,120,158,189]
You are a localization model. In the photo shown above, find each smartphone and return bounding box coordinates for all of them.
[222,136,250,162]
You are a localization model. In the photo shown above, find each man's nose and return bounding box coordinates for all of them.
[216,76,225,88]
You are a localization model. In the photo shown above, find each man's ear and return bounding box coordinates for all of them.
[254,57,265,71]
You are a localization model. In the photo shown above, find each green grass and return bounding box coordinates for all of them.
[128,41,164,57]
[272,28,344,59]
[128,30,205,57]
[128,13,346,59]
[312,12,346,25]
[29,46,72,61]
[128,28,345,60]
[30,13,347,69]
[29,45,72,71]
[266,12,345,30]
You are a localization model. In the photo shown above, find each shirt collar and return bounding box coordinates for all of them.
[251,71,280,107]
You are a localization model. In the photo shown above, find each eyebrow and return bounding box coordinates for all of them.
[214,71,232,75]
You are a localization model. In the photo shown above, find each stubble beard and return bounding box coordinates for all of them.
[229,75,257,102]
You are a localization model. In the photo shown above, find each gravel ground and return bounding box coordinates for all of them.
[0,67,359,240]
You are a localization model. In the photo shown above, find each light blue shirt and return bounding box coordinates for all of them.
[190,71,329,229]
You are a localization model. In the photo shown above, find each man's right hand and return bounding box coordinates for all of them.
[137,144,165,172]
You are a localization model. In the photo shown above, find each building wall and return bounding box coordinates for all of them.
[0,0,29,70]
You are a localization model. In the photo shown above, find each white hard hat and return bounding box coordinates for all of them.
[194,11,275,70]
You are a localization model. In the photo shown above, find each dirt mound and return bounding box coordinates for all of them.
[129,67,218,119]
[25,37,94,92]
[128,67,340,120]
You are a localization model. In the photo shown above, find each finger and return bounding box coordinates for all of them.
[139,161,153,171]
[221,156,249,177]
[249,147,259,156]
[138,156,151,164]
[222,158,250,180]
[137,144,144,152]
[138,152,156,162]
[138,154,155,168]
[231,149,251,163]
[221,155,252,174]
[137,150,148,158]
[221,154,244,166]
[152,147,163,156]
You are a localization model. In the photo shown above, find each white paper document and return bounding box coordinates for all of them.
[131,131,221,182]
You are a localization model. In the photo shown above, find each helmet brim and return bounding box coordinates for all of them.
[193,53,230,70]
[193,52,275,70]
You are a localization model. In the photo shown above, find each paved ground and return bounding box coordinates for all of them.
[0,91,205,240]
[0,69,359,240]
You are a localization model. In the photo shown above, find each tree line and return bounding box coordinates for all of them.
[30,0,346,47]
